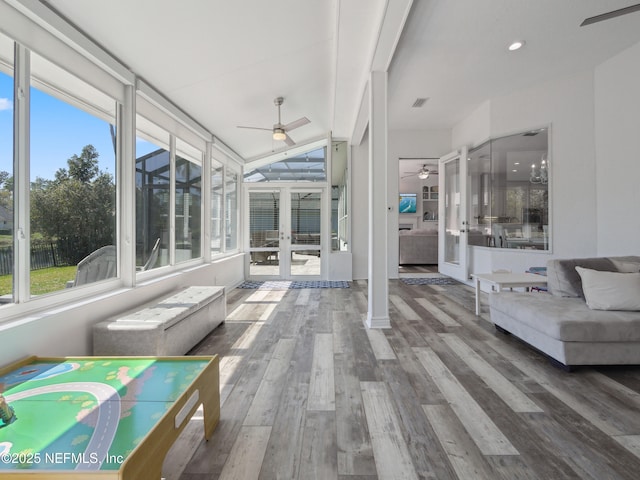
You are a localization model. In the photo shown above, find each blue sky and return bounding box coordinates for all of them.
[1,71,157,182]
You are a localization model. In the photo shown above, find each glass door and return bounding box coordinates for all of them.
[289,191,322,277]
[247,187,323,279]
[438,148,469,281]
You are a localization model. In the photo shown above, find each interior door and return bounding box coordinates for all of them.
[438,148,469,282]
[247,187,323,280]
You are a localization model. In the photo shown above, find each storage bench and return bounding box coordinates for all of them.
[93,286,226,356]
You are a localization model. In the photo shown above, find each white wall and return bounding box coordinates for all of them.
[594,40,640,255]
[351,130,370,279]
[0,254,245,366]
[454,70,599,278]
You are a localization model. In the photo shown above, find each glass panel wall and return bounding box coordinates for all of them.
[0,34,13,303]
[211,159,223,255]
[468,128,549,250]
[136,116,171,270]
[175,140,202,262]
[29,52,117,294]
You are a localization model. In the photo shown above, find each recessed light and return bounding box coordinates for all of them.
[508,40,525,51]
[514,162,520,165]
[512,169,518,172]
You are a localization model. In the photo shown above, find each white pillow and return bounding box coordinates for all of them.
[575,266,640,311]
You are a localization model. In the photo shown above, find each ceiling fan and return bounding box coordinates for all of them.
[237,97,310,146]
[580,3,640,26]
[402,164,439,180]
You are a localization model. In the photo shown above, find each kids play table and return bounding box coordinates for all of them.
[0,355,219,479]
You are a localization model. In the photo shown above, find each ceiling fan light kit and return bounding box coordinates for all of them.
[272,128,286,141]
[238,96,310,147]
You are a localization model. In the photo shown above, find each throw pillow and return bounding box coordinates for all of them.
[610,259,640,273]
[575,266,640,311]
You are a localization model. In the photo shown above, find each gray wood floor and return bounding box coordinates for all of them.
[165,279,640,480]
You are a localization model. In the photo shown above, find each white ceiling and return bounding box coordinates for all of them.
[45,0,640,160]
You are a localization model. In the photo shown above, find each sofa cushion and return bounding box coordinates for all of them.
[546,257,616,297]
[575,267,640,311]
[489,292,640,342]
[611,258,640,273]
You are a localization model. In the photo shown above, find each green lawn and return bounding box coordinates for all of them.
[0,265,77,296]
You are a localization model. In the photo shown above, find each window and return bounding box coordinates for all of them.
[0,33,13,303]
[211,159,223,255]
[225,169,238,251]
[175,140,202,262]
[136,116,171,271]
[244,147,327,182]
[29,52,117,294]
[468,128,549,250]
[331,141,349,251]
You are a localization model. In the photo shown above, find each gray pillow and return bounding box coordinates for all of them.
[546,257,616,297]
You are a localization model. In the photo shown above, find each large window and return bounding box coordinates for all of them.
[468,128,549,250]
[0,34,13,303]
[211,159,223,255]
[136,117,171,271]
[225,169,238,251]
[175,140,202,262]
[29,52,117,294]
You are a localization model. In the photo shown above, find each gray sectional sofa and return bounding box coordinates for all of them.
[399,228,438,264]
[489,256,640,370]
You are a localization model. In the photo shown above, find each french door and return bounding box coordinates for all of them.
[247,187,324,280]
[438,147,469,282]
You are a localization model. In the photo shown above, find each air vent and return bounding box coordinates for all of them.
[411,97,429,108]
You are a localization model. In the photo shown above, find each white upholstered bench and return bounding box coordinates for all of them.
[93,286,226,356]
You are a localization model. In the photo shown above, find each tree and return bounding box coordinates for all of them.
[0,171,11,210]
[30,145,115,264]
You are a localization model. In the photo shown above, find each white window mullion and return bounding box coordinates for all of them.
[202,143,212,263]
[169,135,176,265]
[118,85,136,287]
[13,43,30,303]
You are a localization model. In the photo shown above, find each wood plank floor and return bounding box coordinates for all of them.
[164,279,640,480]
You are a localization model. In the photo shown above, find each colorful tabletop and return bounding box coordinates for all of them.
[0,355,219,479]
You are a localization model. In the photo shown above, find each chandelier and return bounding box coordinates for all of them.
[530,155,548,184]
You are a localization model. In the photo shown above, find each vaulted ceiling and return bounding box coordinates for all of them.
[46,0,640,161]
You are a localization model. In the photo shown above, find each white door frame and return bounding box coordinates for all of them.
[245,185,325,280]
[438,147,469,282]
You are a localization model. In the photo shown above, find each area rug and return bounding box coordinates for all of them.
[239,280,351,289]
[400,277,458,285]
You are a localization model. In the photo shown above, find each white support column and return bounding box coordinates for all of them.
[13,44,30,303]
[366,71,390,328]
[118,84,136,287]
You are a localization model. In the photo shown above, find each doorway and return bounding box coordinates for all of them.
[247,187,324,280]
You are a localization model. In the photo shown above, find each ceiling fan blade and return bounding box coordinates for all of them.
[237,126,272,131]
[284,134,296,146]
[580,3,640,26]
[283,117,310,132]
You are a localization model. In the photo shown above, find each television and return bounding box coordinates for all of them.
[399,193,417,213]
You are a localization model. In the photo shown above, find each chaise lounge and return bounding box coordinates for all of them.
[489,256,640,370]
